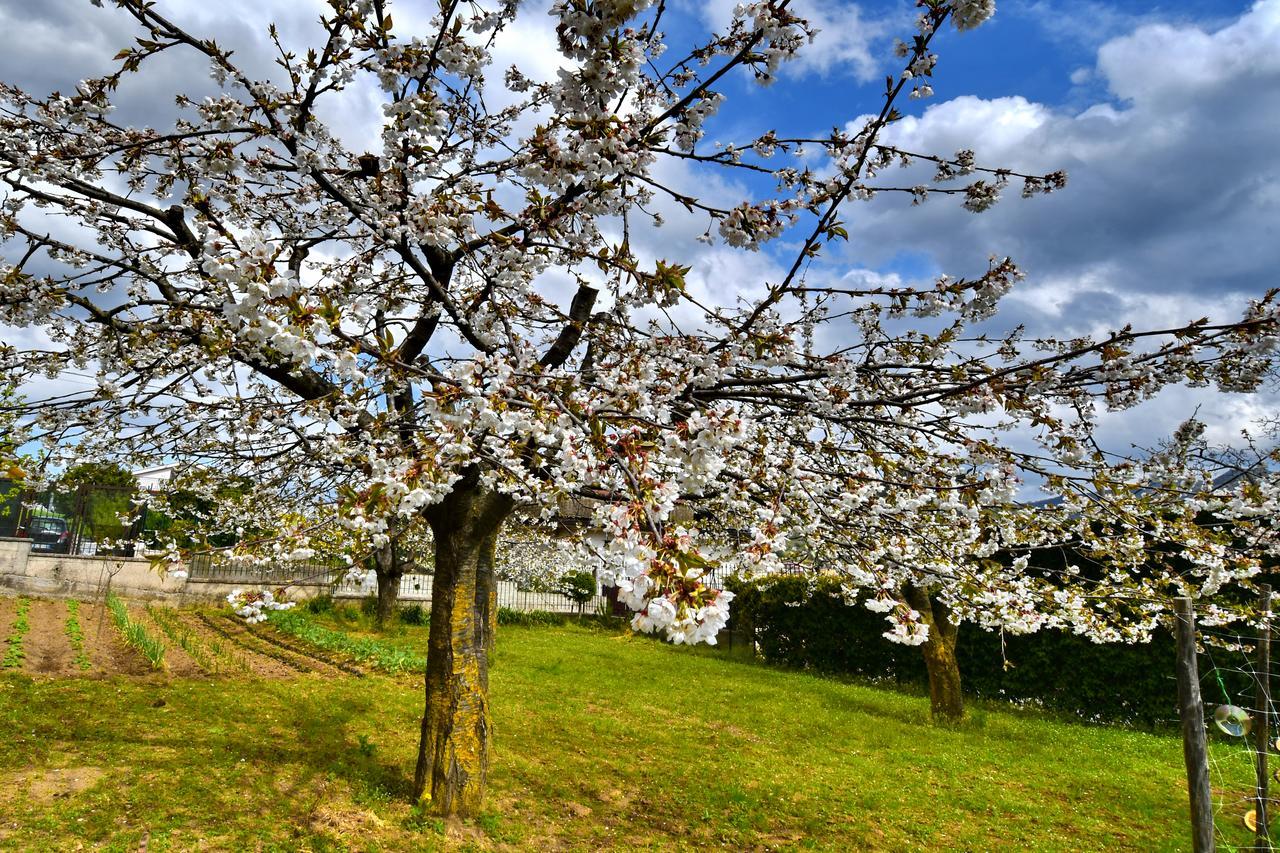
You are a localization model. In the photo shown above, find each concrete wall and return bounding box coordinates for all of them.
[0,538,589,611]
[0,538,326,603]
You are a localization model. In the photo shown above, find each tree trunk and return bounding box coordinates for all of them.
[905,585,965,722]
[475,529,499,658]
[373,542,402,630]
[412,475,512,816]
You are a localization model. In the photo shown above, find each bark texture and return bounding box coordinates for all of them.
[373,542,403,629]
[411,474,512,816]
[904,585,965,722]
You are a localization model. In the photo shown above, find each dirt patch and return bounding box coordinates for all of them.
[130,604,205,678]
[171,610,299,679]
[20,599,78,677]
[77,601,153,677]
[21,766,107,803]
[309,802,388,836]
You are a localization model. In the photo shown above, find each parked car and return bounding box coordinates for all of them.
[25,516,71,553]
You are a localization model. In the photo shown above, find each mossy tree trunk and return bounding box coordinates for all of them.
[412,473,512,816]
[475,529,499,658]
[904,585,964,722]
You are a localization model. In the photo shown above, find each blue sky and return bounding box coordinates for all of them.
[670,0,1280,452]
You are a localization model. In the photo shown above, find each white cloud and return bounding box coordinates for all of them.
[693,0,894,82]
[823,0,1280,449]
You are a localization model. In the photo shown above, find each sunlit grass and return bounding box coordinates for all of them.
[0,614,1257,851]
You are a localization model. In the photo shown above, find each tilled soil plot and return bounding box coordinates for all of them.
[168,610,328,678]
[192,611,357,679]
[129,604,206,678]
[0,594,365,681]
[21,599,79,676]
[76,601,153,677]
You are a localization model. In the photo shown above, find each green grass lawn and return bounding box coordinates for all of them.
[0,612,1260,851]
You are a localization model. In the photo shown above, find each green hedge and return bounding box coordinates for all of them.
[726,575,1256,728]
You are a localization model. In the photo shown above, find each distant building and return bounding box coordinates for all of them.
[133,464,180,492]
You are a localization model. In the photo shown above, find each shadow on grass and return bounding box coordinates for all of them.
[0,673,418,827]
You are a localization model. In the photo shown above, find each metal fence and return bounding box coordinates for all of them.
[183,555,608,614]
[333,571,609,614]
[186,552,348,586]
[0,481,147,557]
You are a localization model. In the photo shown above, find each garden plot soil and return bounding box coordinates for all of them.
[202,612,354,678]
[129,604,205,677]
[21,599,78,676]
[77,602,153,677]
[0,594,362,681]
[171,610,355,679]
[169,609,298,679]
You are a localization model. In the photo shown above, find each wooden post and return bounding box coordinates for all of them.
[1177,596,1215,853]
[1258,584,1273,851]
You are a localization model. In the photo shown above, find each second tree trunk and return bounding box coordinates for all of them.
[904,585,965,722]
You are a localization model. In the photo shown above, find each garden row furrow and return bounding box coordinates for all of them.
[64,601,92,672]
[130,605,204,676]
[251,622,367,677]
[194,612,313,674]
[217,613,351,677]
[148,605,222,675]
[0,596,14,654]
[106,592,166,671]
[170,610,292,678]
[20,599,79,676]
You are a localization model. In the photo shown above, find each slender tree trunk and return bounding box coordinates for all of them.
[373,542,402,630]
[412,476,511,816]
[905,586,965,722]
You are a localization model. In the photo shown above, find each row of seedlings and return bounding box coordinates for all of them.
[106,592,166,671]
[268,610,424,674]
[63,600,92,671]
[2,596,31,669]
[147,605,226,674]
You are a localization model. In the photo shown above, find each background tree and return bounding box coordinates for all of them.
[50,461,139,550]
[3,0,1279,816]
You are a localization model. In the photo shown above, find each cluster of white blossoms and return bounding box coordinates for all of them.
[226,588,295,624]
[3,0,1279,658]
[951,0,997,32]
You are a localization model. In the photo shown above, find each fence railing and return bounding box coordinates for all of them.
[184,556,607,613]
[332,571,608,614]
[186,552,348,586]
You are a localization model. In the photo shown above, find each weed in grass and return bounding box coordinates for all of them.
[305,594,335,615]
[268,610,425,673]
[106,592,166,670]
[2,596,30,669]
[64,600,92,671]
